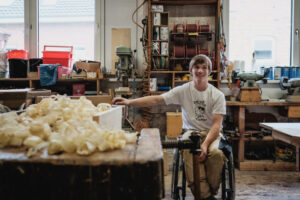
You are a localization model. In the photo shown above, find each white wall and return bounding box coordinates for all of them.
[104,0,140,73]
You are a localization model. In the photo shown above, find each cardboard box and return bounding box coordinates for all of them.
[0,89,51,109]
[166,112,183,138]
[36,95,112,106]
[27,72,39,78]
[76,61,101,72]
[93,106,123,130]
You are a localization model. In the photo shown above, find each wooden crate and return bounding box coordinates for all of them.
[166,112,182,138]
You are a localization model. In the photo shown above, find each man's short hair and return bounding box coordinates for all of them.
[189,54,212,73]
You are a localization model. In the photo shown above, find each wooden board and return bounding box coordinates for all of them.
[111,28,131,75]
[166,112,183,138]
[239,160,296,171]
[0,129,164,200]
[288,106,300,118]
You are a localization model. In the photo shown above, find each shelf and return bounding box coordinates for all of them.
[152,40,168,42]
[153,25,168,27]
[0,77,103,95]
[150,70,189,74]
[174,80,189,83]
[171,32,215,35]
[152,54,169,57]
[151,0,218,5]
[170,57,215,60]
[0,78,102,81]
[149,91,167,95]
[151,11,169,14]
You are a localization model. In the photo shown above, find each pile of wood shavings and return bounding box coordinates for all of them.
[0,95,136,156]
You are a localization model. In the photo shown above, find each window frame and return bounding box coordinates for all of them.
[23,0,103,63]
[224,0,299,66]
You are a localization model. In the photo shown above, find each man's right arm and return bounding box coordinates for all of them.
[112,95,166,107]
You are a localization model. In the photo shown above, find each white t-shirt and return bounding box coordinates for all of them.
[162,82,226,131]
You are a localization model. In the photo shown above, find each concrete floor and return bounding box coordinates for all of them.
[163,169,300,200]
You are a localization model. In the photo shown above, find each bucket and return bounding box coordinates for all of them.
[8,58,28,78]
[281,66,289,78]
[289,67,297,79]
[296,67,300,78]
[263,67,273,80]
[274,66,281,80]
[29,58,43,72]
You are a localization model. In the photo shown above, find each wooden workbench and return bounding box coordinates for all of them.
[260,123,300,171]
[0,128,164,200]
[227,101,300,171]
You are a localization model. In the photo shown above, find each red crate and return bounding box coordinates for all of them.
[8,50,28,59]
[42,45,73,68]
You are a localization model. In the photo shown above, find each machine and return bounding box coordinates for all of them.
[115,46,134,87]
[232,69,270,102]
[232,69,270,88]
[280,77,300,102]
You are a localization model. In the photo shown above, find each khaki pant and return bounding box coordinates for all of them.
[182,130,226,199]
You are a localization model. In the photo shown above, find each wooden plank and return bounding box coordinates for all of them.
[288,106,300,118]
[239,160,296,171]
[111,28,131,75]
[0,128,164,199]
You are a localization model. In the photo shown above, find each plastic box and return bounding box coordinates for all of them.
[42,45,73,68]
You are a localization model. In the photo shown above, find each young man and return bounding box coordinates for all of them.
[113,54,226,200]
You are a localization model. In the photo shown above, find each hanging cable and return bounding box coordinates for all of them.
[132,0,147,30]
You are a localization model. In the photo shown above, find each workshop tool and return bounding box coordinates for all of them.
[280,77,300,102]
[115,46,134,87]
[162,132,202,200]
[232,69,270,102]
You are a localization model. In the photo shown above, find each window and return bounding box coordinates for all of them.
[254,39,273,60]
[38,0,95,61]
[229,0,291,72]
[0,0,25,50]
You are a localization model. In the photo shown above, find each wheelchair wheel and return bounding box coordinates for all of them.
[171,149,186,200]
[171,148,180,199]
[221,152,235,200]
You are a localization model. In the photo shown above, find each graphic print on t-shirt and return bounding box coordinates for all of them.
[193,100,207,121]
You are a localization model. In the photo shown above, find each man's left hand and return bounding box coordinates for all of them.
[198,144,208,162]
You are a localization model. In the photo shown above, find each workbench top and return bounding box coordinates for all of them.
[0,128,164,200]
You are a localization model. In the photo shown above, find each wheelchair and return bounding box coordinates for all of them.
[162,133,235,200]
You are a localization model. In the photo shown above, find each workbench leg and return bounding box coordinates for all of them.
[97,79,100,95]
[296,145,300,171]
[238,106,245,163]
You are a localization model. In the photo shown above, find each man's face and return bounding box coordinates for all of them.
[191,62,210,80]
